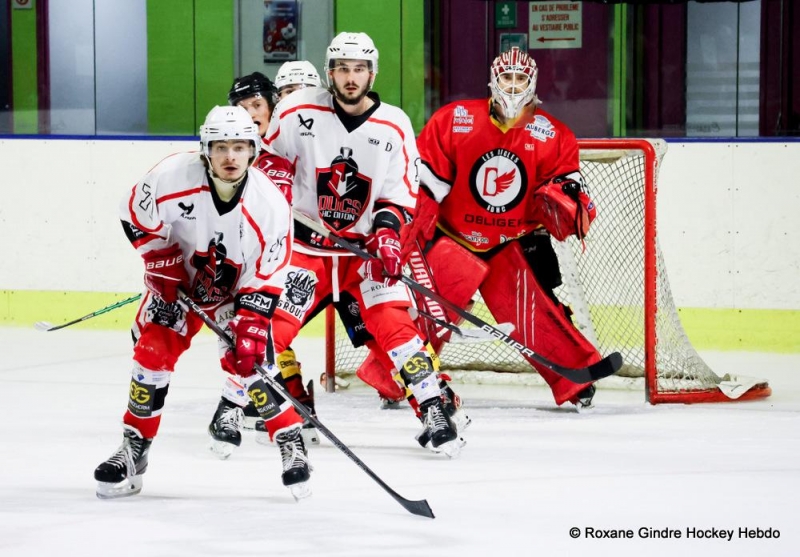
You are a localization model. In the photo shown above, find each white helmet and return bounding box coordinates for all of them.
[489,47,539,120]
[199,105,260,159]
[325,32,379,86]
[275,60,322,91]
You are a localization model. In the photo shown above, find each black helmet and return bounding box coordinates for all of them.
[227,72,277,106]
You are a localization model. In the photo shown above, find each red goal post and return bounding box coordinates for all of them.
[325,138,771,404]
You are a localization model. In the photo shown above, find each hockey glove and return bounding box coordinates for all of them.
[225,317,270,377]
[364,227,402,284]
[142,245,189,303]
[533,176,596,242]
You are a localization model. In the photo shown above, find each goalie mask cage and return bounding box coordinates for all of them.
[324,138,771,404]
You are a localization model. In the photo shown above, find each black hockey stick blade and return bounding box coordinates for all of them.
[34,294,143,332]
[178,291,435,519]
[293,212,623,384]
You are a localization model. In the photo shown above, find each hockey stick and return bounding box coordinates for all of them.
[294,212,622,384]
[34,294,142,332]
[178,291,435,519]
[416,309,515,343]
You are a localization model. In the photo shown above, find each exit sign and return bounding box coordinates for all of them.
[496,1,517,29]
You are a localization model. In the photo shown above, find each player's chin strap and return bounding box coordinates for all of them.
[294,212,623,384]
[177,289,434,519]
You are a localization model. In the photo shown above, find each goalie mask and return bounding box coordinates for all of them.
[325,32,379,88]
[199,105,260,166]
[489,47,538,120]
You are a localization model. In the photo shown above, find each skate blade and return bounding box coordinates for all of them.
[431,436,466,459]
[288,480,312,501]
[452,409,472,432]
[96,476,143,499]
[301,427,320,446]
[208,438,237,460]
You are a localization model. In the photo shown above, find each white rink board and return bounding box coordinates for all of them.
[1,138,799,310]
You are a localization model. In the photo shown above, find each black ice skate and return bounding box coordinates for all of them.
[573,384,596,412]
[417,397,465,458]
[275,424,312,500]
[416,386,470,453]
[208,397,244,459]
[94,425,152,499]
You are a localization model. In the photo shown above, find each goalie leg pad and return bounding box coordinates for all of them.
[419,237,489,351]
[481,242,600,405]
[356,343,406,401]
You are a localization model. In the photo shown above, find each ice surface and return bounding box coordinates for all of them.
[1,327,798,556]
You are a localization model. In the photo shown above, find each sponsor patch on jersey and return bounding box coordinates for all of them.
[452,105,474,133]
[276,268,317,320]
[525,115,557,142]
[460,230,490,246]
[316,147,371,232]
[468,148,528,214]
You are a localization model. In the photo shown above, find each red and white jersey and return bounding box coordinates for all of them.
[254,142,294,202]
[417,99,580,252]
[265,87,420,256]
[120,151,293,307]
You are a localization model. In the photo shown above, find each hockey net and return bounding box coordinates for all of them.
[325,138,770,403]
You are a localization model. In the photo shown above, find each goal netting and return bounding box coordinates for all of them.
[325,139,770,403]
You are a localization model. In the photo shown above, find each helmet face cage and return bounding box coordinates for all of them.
[324,32,379,88]
[489,47,538,120]
[275,61,322,91]
[200,105,261,161]
[227,72,278,107]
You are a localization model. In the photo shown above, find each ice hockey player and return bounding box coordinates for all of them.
[414,47,601,409]
[95,105,312,500]
[264,32,466,457]
[275,60,322,100]
[207,71,317,458]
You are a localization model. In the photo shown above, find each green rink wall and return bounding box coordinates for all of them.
[1,290,797,352]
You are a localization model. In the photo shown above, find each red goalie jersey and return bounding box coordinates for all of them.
[417,98,584,251]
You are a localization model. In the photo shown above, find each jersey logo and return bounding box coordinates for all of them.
[315,147,371,232]
[298,114,314,130]
[190,232,242,304]
[277,268,318,320]
[468,149,528,213]
[178,202,195,220]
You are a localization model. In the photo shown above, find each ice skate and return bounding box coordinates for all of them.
[416,387,470,452]
[417,397,465,458]
[573,384,596,413]
[208,397,244,459]
[94,425,152,499]
[275,424,312,500]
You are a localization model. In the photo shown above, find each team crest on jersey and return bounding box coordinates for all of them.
[525,115,557,142]
[190,232,242,304]
[468,149,528,213]
[316,147,371,232]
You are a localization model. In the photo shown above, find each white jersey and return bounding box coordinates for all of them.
[120,151,293,308]
[265,87,420,256]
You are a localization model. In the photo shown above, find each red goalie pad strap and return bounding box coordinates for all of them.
[481,242,599,405]
[532,178,596,242]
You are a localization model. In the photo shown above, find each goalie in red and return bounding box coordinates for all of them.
[413,47,600,409]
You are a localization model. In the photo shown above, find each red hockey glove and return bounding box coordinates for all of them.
[533,176,596,242]
[364,228,402,283]
[142,245,189,303]
[225,317,270,377]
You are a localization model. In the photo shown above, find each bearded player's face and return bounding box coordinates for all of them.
[329,60,372,106]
